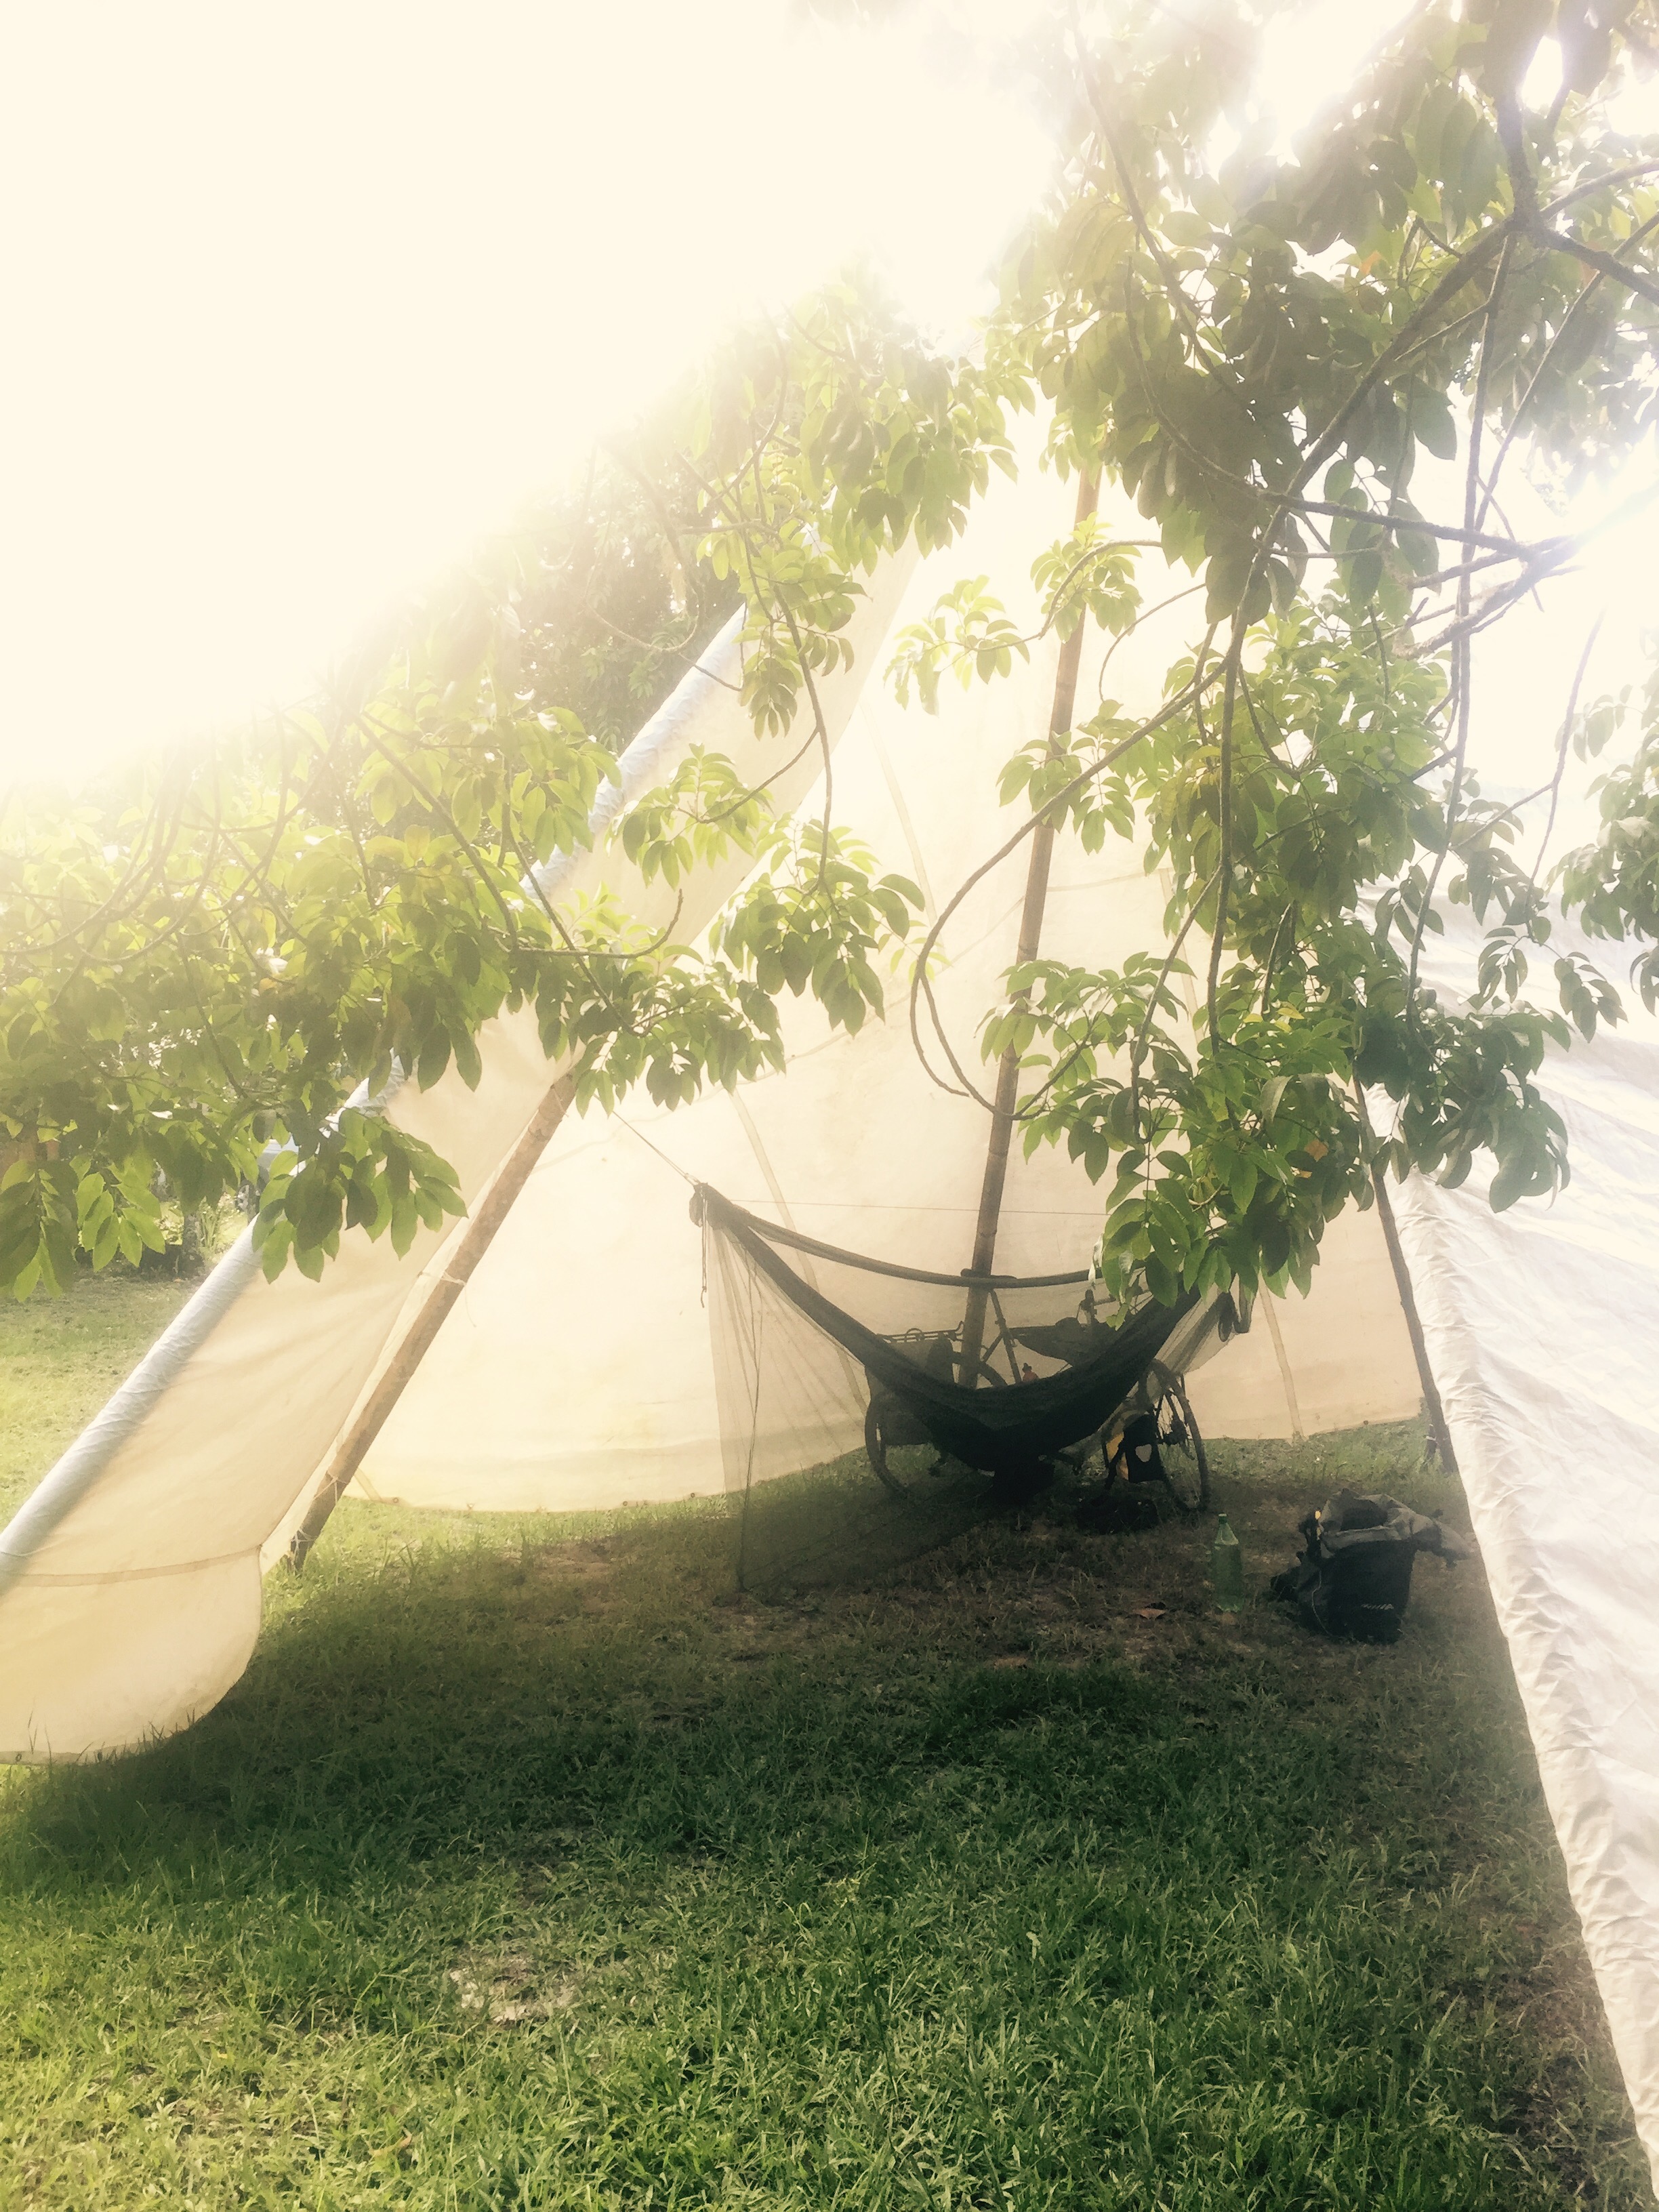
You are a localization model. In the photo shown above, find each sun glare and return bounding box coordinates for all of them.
[0,2,1053,773]
[4,2,1654,804]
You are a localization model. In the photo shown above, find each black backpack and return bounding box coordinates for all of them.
[1270,1489,1469,1643]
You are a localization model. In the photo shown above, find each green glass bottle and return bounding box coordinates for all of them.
[1210,1515,1244,1613]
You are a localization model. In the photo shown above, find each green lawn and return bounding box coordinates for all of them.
[0,1269,199,1523]
[0,1275,1651,2208]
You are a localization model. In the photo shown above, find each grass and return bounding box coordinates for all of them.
[0,1275,1652,2209]
[0,1269,199,1523]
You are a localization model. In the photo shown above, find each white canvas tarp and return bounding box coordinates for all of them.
[361,455,1419,1512]
[1389,920,1659,2183]
[0,544,924,1761]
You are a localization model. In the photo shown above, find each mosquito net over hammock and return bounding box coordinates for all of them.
[695,1185,1244,1586]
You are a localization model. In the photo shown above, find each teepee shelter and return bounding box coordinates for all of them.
[4,455,1659,2179]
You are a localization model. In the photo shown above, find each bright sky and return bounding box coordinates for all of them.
[1,2,1058,771]
[1,0,1651,813]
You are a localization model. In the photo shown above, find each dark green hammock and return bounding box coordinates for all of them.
[697,1188,1197,1477]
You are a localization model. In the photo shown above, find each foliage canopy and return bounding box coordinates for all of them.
[5,0,1659,1308]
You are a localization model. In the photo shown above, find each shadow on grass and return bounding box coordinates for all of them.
[0,1418,1557,1902]
[7,1464,1132,1891]
[0,1429,1650,2209]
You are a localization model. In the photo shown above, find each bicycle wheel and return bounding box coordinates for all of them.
[863,1400,911,1496]
[1147,1364,1210,1512]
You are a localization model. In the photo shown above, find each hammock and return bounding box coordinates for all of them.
[701,1187,1204,1474]
[695,1186,1242,1496]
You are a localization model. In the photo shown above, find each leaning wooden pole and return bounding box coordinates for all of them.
[1352,1080,1459,1473]
[287,1071,578,1566]
[958,470,1100,1381]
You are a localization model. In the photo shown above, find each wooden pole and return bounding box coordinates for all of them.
[287,1071,578,1567]
[958,471,1099,1381]
[1352,1080,1459,1473]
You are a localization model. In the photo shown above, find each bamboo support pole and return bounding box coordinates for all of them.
[958,471,1100,1380]
[287,1072,578,1566]
[1352,1080,1459,1473]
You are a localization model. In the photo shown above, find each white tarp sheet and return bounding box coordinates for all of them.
[363,458,1417,1511]
[0,548,922,1761]
[0,451,1422,1763]
[1390,921,1659,2186]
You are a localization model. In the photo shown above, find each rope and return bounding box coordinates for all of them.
[617,1123,1099,1292]
[700,1186,1094,1291]
[614,1115,699,1187]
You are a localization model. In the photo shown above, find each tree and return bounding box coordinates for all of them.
[823,0,1659,1307]
[0,281,993,1294]
[6,0,1659,1311]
